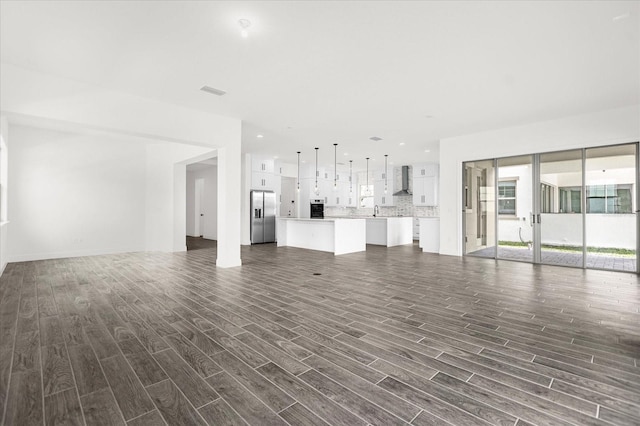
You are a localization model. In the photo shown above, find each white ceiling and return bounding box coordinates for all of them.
[1,1,638,170]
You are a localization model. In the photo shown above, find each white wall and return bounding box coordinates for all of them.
[1,63,242,268]
[8,125,147,261]
[186,166,218,239]
[144,144,214,253]
[440,105,640,256]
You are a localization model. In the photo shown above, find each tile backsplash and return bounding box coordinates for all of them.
[324,165,439,218]
[325,195,439,218]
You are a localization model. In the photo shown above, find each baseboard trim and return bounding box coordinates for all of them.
[8,247,146,263]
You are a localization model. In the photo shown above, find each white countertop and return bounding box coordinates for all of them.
[277,217,364,222]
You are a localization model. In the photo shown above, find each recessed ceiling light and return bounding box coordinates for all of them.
[424,149,431,153]
[302,160,307,163]
[238,19,251,38]
[200,86,226,96]
[613,12,630,21]
[273,156,279,159]
[425,115,434,119]
[399,142,405,146]
[369,136,383,142]
[257,134,263,138]
[343,152,349,156]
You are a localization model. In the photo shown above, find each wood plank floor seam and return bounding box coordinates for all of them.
[2,240,638,426]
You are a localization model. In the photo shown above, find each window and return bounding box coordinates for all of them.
[540,183,554,213]
[359,184,374,208]
[586,184,632,213]
[498,180,516,215]
[559,187,581,213]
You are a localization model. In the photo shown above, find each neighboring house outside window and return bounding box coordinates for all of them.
[498,180,516,215]
[559,184,633,213]
[586,184,632,213]
[559,186,581,213]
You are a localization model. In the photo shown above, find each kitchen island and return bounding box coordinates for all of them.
[276,218,366,255]
[366,217,413,247]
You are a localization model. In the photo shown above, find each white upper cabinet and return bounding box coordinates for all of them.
[373,169,391,181]
[251,157,275,174]
[412,163,438,178]
[412,163,439,206]
[251,171,277,190]
[374,173,395,206]
[250,155,280,193]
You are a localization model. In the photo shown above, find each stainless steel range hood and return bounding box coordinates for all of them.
[393,165,412,196]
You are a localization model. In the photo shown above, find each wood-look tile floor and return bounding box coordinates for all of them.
[1,238,639,426]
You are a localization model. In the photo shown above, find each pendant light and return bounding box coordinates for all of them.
[296,151,301,191]
[384,154,388,194]
[349,160,353,193]
[365,157,370,196]
[333,143,338,190]
[314,147,319,195]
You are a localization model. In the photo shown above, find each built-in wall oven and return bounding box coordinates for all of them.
[310,199,324,219]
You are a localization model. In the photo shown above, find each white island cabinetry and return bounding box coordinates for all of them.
[366,217,413,247]
[277,218,365,255]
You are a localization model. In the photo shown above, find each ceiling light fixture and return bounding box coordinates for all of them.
[314,147,319,195]
[333,143,338,190]
[200,86,226,96]
[349,160,353,194]
[297,151,301,192]
[369,136,382,142]
[257,134,263,138]
[612,13,630,21]
[424,149,431,153]
[238,19,251,38]
[384,154,388,194]
[399,142,405,146]
[365,157,370,195]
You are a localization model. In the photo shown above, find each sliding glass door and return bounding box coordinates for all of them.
[585,144,637,272]
[497,155,533,263]
[463,160,496,258]
[463,143,638,273]
[539,150,584,267]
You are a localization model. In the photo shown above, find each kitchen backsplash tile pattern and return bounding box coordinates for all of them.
[325,195,439,218]
[325,165,439,217]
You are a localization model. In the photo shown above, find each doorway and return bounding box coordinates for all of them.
[464,142,638,272]
[194,178,204,237]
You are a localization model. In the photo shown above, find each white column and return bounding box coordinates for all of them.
[216,144,242,267]
[0,116,9,274]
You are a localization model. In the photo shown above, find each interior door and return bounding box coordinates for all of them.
[195,178,204,237]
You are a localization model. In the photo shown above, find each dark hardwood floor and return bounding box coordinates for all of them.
[1,238,639,425]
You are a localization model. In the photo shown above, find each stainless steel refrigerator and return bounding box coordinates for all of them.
[250,190,276,244]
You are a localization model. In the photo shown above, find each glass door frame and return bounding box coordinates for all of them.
[462,141,639,273]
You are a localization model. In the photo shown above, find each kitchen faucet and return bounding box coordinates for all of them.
[374,205,379,217]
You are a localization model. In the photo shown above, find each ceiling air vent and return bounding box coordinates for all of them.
[200,86,227,96]
[369,136,383,141]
